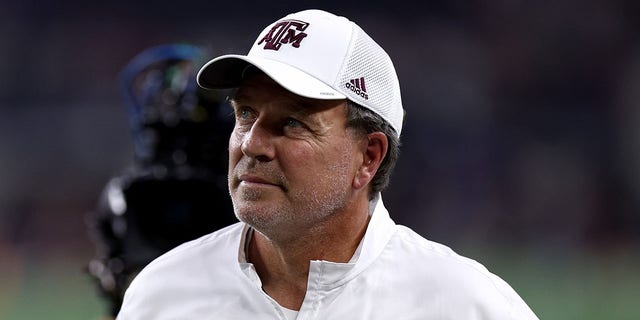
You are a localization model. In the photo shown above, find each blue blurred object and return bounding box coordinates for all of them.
[117,44,231,173]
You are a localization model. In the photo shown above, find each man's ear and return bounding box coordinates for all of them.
[353,132,388,190]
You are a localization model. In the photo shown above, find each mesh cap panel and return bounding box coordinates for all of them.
[337,26,403,135]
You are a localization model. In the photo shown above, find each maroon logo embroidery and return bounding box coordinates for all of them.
[345,77,369,100]
[257,19,310,50]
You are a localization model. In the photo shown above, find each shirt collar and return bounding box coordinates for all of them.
[237,193,397,288]
[332,193,397,283]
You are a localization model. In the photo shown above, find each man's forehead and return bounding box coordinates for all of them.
[233,73,301,102]
[231,74,346,113]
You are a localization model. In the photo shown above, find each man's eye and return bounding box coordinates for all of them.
[235,108,254,122]
[240,109,252,119]
[285,118,303,128]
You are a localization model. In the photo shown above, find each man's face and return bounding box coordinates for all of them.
[228,74,363,237]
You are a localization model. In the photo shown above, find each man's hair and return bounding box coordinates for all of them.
[345,100,400,199]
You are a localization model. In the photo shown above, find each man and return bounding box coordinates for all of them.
[117,9,539,319]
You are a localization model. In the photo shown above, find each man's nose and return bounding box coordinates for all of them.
[240,122,275,162]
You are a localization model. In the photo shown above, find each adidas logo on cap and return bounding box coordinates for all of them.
[345,77,368,100]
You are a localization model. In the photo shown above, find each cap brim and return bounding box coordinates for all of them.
[196,54,346,100]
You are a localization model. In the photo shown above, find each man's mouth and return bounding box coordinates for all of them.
[238,174,282,189]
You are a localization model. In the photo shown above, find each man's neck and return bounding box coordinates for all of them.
[246,201,371,310]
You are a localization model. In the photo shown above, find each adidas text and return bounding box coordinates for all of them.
[345,82,368,100]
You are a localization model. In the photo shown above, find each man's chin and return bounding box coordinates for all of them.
[233,202,278,222]
[236,210,284,232]
[234,183,285,202]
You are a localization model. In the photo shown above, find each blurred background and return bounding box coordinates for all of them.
[1,0,639,319]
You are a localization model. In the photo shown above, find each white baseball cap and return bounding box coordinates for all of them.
[197,9,404,135]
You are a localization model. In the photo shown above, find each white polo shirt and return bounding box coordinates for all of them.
[118,196,539,319]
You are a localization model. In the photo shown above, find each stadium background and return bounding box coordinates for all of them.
[1,0,639,319]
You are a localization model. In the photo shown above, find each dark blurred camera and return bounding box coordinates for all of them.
[86,44,236,317]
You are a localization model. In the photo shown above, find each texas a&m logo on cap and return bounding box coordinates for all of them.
[258,20,310,50]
